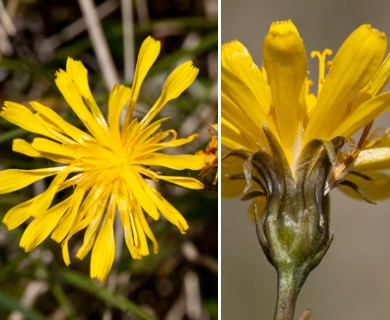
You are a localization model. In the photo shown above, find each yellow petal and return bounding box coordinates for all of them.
[29,171,70,220]
[330,91,390,139]
[305,24,387,143]
[353,131,390,171]
[221,121,251,153]
[155,175,204,190]
[55,70,107,141]
[13,139,41,157]
[65,58,107,128]
[154,132,199,148]
[51,187,85,243]
[90,198,116,281]
[221,114,259,152]
[31,138,77,159]
[69,185,110,239]
[115,181,139,256]
[1,102,60,141]
[59,187,104,265]
[126,118,168,147]
[263,20,308,162]
[136,132,199,155]
[139,168,204,189]
[148,186,189,233]
[19,200,69,252]
[3,197,38,230]
[3,170,68,230]
[141,61,198,126]
[221,156,247,198]
[340,170,390,201]
[29,101,91,143]
[136,153,206,170]
[116,181,151,259]
[108,84,131,138]
[367,53,390,96]
[122,167,159,220]
[124,36,161,124]
[75,209,105,260]
[221,87,270,152]
[138,209,158,254]
[222,40,271,116]
[0,167,65,194]
[133,203,149,256]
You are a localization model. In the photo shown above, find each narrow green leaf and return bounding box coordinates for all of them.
[60,268,156,320]
[0,291,45,320]
[0,128,27,145]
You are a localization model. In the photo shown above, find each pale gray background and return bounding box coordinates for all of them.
[222,0,390,319]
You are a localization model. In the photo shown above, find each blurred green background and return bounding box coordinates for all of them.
[0,0,217,319]
[222,0,390,319]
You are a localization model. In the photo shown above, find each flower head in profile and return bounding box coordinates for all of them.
[222,20,390,204]
[0,36,207,281]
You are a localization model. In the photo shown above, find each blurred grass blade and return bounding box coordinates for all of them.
[0,291,45,320]
[61,268,156,320]
[0,128,27,145]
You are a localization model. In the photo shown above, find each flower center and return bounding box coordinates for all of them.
[74,138,130,177]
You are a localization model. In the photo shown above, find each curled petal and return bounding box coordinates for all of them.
[141,61,198,126]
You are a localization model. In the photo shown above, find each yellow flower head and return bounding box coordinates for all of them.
[0,36,207,281]
[222,20,390,201]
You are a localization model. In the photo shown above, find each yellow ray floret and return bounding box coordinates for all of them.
[0,36,206,281]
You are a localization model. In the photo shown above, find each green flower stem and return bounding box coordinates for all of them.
[61,268,156,320]
[274,267,299,320]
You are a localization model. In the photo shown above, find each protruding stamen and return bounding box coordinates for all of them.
[310,49,333,95]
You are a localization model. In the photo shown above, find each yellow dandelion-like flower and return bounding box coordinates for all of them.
[0,36,207,281]
[222,20,390,202]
